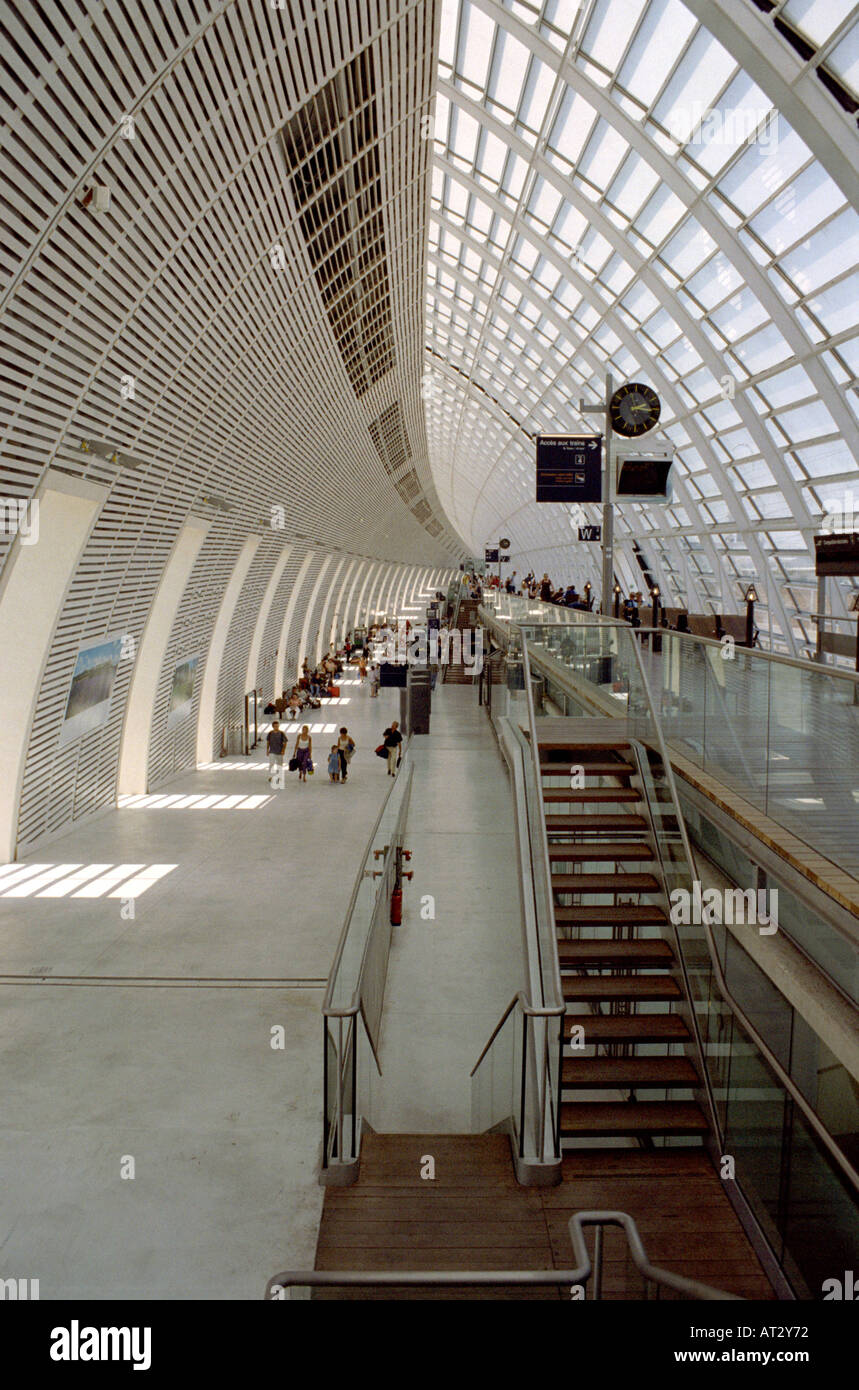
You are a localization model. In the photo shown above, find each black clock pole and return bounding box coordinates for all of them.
[576,375,612,612]
[602,371,614,617]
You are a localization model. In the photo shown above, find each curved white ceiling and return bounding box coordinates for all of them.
[0,0,857,661]
[424,0,859,652]
[0,0,464,570]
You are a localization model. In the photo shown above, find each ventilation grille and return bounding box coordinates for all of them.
[369,402,411,476]
[281,49,395,396]
[395,469,422,505]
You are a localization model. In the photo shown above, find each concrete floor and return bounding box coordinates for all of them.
[0,673,523,1297]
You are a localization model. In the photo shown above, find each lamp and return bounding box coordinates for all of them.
[650,585,662,648]
[613,582,621,619]
[744,584,757,647]
[584,581,592,611]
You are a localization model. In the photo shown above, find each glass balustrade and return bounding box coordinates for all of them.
[476,609,859,1298]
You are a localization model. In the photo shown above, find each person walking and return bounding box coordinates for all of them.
[327,745,340,783]
[369,663,380,698]
[382,720,403,776]
[293,724,312,783]
[337,726,355,781]
[266,721,287,785]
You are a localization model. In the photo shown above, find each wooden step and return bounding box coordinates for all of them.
[533,739,628,750]
[552,872,660,892]
[541,762,633,778]
[545,814,648,832]
[560,1101,709,1137]
[548,842,653,862]
[542,789,640,803]
[557,939,674,968]
[561,1056,699,1089]
[562,975,681,1003]
[555,905,669,927]
[564,1013,690,1045]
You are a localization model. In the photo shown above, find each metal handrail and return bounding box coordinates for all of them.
[265,1209,740,1300]
[321,748,414,1177]
[518,624,564,1008]
[615,629,859,1199]
[492,590,859,682]
[470,990,565,1078]
[500,617,859,1199]
[626,736,725,1150]
[567,1212,742,1301]
[509,722,565,1011]
[322,741,413,1017]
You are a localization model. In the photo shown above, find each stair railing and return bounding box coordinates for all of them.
[321,748,414,1184]
[470,690,565,1179]
[501,619,859,1206]
[442,579,466,682]
[265,1209,740,1299]
[567,1212,742,1301]
[621,633,859,1202]
[627,736,724,1149]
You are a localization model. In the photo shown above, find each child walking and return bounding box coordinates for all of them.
[328,745,340,783]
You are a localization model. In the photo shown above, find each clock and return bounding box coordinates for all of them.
[609,382,661,438]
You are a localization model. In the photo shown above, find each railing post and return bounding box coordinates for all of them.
[519,1016,528,1159]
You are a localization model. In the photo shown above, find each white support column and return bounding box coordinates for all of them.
[118,515,211,795]
[377,565,398,623]
[314,554,348,663]
[390,566,410,619]
[353,559,383,630]
[274,550,315,698]
[341,558,366,645]
[195,536,260,765]
[296,555,333,674]
[244,545,292,695]
[327,557,360,649]
[0,471,108,862]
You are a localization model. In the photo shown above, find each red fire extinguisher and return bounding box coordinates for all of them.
[390,847,412,925]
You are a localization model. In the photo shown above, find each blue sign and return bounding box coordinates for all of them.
[537,436,602,503]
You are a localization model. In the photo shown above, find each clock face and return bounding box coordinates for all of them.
[610,382,661,438]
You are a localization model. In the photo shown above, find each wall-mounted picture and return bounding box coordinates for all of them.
[167,655,199,729]
[59,634,125,747]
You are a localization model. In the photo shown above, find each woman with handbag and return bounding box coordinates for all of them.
[336,727,355,782]
[382,720,402,776]
[293,725,313,783]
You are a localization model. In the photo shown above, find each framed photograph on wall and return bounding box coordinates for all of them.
[167,655,200,730]
[59,634,125,747]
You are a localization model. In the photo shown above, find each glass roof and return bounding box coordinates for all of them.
[424,0,859,653]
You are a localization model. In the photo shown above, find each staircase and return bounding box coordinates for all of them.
[443,597,481,683]
[537,733,709,1148]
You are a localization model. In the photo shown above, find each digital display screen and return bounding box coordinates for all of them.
[615,457,673,499]
[814,533,859,576]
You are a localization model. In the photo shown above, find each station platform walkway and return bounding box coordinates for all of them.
[0,670,520,1298]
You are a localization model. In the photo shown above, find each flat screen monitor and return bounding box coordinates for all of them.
[615,457,673,500]
[814,532,859,576]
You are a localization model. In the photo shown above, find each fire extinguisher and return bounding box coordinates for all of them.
[390,847,412,925]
